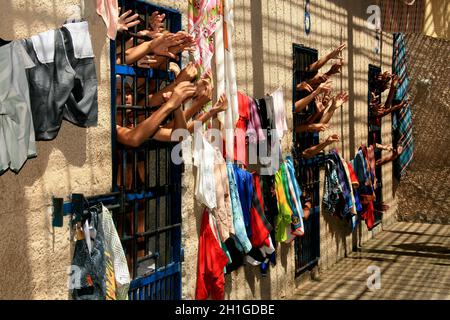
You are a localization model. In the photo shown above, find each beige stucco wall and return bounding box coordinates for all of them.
[423,0,450,40]
[0,0,112,299]
[0,0,398,300]
[171,0,397,300]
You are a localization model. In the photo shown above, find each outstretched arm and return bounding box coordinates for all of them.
[306,43,346,73]
[116,81,196,147]
[294,80,332,113]
[187,94,227,133]
[320,91,349,124]
[302,134,340,159]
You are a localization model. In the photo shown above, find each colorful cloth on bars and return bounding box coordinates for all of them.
[195,208,229,300]
[234,92,250,166]
[226,161,252,253]
[323,159,342,215]
[274,167,293,243]
[96,0,119,40]
[215,0,239,160]
[249,172,272,248]
[283,164,305,236]
[233,165,253,238]
[392,33,414,179]
[188,0,222,78]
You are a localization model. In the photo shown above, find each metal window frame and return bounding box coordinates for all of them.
[368,64,384,227]
[110,0,183,300]
[292,44,321,277]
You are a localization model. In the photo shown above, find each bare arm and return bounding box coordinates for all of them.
[146,62,198,107]
[320,92,349,124]
[384,75,399,108]
[296,123,329,133]
[294,80,332,113]
[306,43,346,73]
[186,94,227,133]
[116,82,196,147]
[302,134,340,159]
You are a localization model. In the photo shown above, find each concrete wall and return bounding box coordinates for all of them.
[423,0,450,40]
[173,0,397,300]
[0,0,398,300]
[394,33,450,225]
[0,0,112,299]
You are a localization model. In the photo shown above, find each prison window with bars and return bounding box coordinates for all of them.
[110,0,183,300]
[292,44,321,276]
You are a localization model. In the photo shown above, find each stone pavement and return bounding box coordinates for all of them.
[293,222,450,300]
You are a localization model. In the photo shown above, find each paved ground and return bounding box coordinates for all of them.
[294,222,450,300]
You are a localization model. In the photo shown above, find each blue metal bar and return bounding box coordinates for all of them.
[129,262,180,290]
[115,64,175,81]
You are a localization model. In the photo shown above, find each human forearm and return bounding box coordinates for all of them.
[302,140,333,159]
[320,105,337,124]
[295,90,319,113]
[117,100,178,147]
[306,53,333,73]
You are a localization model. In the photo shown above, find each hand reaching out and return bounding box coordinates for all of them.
[309,123,330,132]
[170,81,197,106]
[150,33,186,59]
[210,94,228,115]
[297,81,314,93]
[317,79,333,94]
[326,134,340,144]
[149,11,166,32]
[176,62,198,83]
[327,58,344,76]
[117,9,140,32]
[334,91,349,108]
[193,78,213,105]
[328,43,346,59]
[137,55,157,68]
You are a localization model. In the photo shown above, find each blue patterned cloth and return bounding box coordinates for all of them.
[226,162,252,253]
[392,33,414,179]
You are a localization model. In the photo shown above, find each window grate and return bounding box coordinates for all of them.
[292,44,321,276]
[110,0,182,300]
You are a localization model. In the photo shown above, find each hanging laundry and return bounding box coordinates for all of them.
[271,87,289,141]
[196,209,229,300]
[0,40,37,174]
[193,130,217,210]
[224,235,245,274]
[226,161,252,253]
[274,165,293,243]
[100,204,131,300]
[71,206,106,300]
[189,0,222,78]
[346,161,362,214]
[353,147,377,230]
[234,92,250,166]
[329,149,354,218]
[323,158,343,215]
[281,162,305,237]
[233,165,253,238]
[96,0,119,40]
[249,172,272,248]
[248,97,265,144]
[392,33,414,179]
[23,21,98,141]
[212,147,234,241]
[215,0,239,160]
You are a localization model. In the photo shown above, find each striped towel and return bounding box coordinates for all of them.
[392,33,414,179]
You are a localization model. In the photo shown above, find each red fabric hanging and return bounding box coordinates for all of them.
[195,209,229,300]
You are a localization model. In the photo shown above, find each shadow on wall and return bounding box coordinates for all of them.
[424,0,450,40]
[0,0,109,298]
